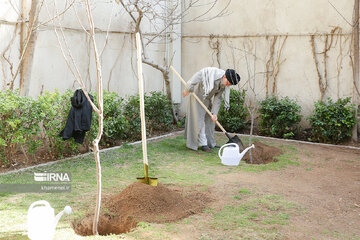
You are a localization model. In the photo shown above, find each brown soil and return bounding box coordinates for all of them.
[72,182,210,236]
[243,141,282,164]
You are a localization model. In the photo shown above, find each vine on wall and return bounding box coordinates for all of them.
[265,35,288,96]
[209,34,221,68]
[310,27,344,101]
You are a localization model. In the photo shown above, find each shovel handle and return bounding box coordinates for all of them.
[170,66,227,134]
[136,33,149,169]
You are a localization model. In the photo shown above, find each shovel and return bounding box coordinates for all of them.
[170,66,245,150]
[135,32,158,186]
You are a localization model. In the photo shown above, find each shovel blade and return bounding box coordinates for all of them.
[136,177,158,186]
[226,135,245,151]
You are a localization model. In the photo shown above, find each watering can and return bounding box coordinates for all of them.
[218,143,255,166]
[27,200,72,240]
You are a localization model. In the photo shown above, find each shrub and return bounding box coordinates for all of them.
[308,97,357,143]
[0,90,42,165]
[88,91,129,146]
[218,89,247,133]
[145,91,173,133]
[259,96,302,138]
[38,90,79,159]
[123,94,142,140]
[123,91,174,139]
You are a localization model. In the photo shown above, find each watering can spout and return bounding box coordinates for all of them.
[54,206,72,229]
[238,144,255,160]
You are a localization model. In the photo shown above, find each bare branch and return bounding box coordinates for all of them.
[99,1,116,57]
[73,2,91,35]
[45,0,99,113]
[7,0,20,15]
[328,0,353,27]
[34,0,76,30]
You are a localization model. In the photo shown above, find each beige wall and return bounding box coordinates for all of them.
[0,0,358,126]
[181,0,356,125]
[0,0,167,97]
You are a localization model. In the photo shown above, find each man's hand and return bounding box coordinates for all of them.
[182,90,190,97]
[211,114,218,123]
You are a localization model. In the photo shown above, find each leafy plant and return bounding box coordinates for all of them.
[38,90,79,159]
[123,91,174,139]
[258,96,302,138]
[218,89,248,133]
[0,90,42,164]
[308,97,357,143]
[145,91,173,134]
[88,91,129,146]
[123,94,142,140]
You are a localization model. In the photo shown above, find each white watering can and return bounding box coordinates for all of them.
[27,200,72,240]
[218,143,255,166]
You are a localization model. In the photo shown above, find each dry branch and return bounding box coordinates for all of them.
[266,36,276,95]
[209,34,221,68]
[311,35,326,101]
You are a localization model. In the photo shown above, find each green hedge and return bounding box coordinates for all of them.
[218,89,248,133]
[0,90,174,165]
[123,91,173,140]
[308,97,357,143]
[258,96,302,138]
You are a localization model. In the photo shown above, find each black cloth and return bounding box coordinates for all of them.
[60,89,93,144]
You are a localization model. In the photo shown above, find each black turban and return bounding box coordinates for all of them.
[225,69,240,85]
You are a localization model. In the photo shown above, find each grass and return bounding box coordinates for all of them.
[203,191,299,240]
[0,134,301,239]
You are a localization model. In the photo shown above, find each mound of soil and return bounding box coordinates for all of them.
[72,182,210,236]
[243,142,282,164]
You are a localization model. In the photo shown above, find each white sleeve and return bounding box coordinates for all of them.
[211,91,224,115]
[185,70,202,92]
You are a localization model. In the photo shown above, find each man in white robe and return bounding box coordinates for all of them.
[182,67,240,152]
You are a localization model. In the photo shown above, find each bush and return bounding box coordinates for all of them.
[123,94,142,140]
[0,89,175,165]
[145,91,173,133]
[218,89,247,133]
[123,91,174,139]
[259,96,302,138]
[88,91,129,146]
[0,90,42,165]
[308,97,357,143]
[38,90,79,159]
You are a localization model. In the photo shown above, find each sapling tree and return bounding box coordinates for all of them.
[242,42,260,163]
[45,0,106,234]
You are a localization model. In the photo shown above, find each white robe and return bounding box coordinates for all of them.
[184,67,230,150]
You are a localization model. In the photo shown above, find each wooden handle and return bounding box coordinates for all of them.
[170,66,227,134]
[136,33,148,173]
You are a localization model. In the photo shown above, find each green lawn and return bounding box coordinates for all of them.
[0,134,300,240]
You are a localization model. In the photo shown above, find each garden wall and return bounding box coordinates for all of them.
[181,0,357,125]
[0,0,169,97]
[0,0,358,126]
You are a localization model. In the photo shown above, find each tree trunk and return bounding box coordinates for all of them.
[353,0,359,141]
[19,0,40,96]
[162,70,178,123]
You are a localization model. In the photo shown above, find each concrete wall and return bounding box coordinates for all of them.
[181,0,356,125]
[0,0,357,126]
[0,0,168,97]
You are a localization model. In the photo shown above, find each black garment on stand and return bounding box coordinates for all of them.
[60,89,93,144]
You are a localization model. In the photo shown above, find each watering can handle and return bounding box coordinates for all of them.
[218,143,239,158]
[28,200,50,211]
